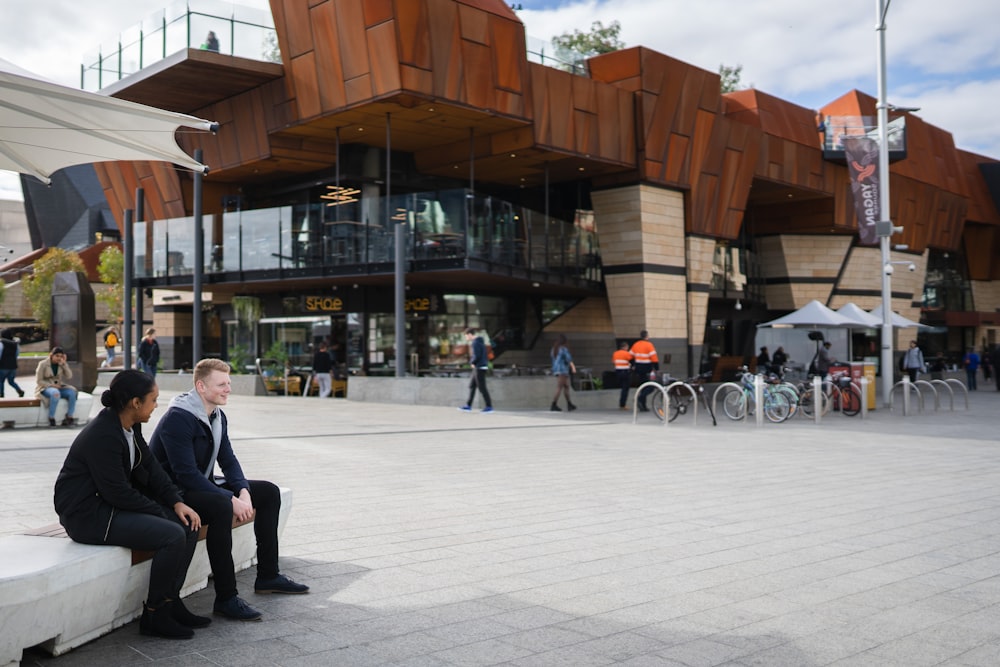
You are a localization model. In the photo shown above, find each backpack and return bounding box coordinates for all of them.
[105,331,118,347]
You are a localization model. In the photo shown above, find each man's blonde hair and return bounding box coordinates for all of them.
[194,358,231,384]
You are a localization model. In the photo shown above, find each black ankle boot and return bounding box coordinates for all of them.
[172,598,212,628]
[567,402,577,412]
[139,601,195,639]
[550,403,561,411]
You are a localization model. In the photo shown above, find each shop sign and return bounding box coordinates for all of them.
[304,296,345,312]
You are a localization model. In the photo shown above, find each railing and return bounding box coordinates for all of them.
[133,189,602,282]
[822,115,906,153]
[80,0,278,91]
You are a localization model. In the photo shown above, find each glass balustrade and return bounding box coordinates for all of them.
[135,190,601,282]
[81,0,279,91]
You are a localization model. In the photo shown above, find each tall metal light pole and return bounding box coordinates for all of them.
[876,0,894,407]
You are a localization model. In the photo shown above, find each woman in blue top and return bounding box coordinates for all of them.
[550,334,577,412]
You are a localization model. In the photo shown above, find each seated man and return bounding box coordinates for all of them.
[35,346,78,427]
[150,358,308,622]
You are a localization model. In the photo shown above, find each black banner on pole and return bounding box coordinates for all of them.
[843,136,880,246]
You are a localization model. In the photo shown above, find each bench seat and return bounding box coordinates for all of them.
[0,487,292,666]
[0,393,94,429]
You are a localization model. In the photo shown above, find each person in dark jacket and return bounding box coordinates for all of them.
[459,327,493,412]
[137,328,160,377]
[312,341,334,397]
[53,370,206,640]
[149,358,308,623]
[0,330,24,397]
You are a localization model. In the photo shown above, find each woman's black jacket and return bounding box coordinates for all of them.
[53,407,183,543]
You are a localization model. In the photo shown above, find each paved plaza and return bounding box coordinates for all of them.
[3,383,1000,666]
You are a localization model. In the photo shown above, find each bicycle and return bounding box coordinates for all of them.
[825,370,862,416]
[794,371,860,417]
[721,369,792,422]
[651,372,717,425]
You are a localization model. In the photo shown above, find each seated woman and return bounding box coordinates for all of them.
[53,370,208,639]
[35,346,78,427]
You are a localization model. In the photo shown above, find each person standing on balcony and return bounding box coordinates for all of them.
[549,334,576,412]
[630,330,659,412]
[202,31,220,53]
[459,328,493,413]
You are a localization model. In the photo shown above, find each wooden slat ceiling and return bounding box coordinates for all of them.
[102,49,284,113]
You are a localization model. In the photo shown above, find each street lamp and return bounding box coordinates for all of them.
[875,0,897,408]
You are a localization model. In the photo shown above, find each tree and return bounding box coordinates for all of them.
[22,248,86,331]
[96,245,124,324]
[719,64,744,93]
[552,20,625,72]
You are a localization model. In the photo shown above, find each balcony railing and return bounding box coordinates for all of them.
[81,0,278,91]
[133,189,602,284]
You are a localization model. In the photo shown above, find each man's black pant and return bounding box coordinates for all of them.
[634,364,654,408]
[467,367,492,408]
[616,369,631,407]
[182,479,281,602]
[103,508,199,605]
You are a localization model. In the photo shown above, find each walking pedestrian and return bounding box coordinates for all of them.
[459,328,493,413]
[902,340,925,383]
[137,328,160,377]
[630,330,659,412]
[612,341,633,410]
[963,347,980,390]
[549,334,576,412]
[0,330,25,397]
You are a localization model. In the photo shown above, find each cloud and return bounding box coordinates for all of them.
[519,0,1000,159]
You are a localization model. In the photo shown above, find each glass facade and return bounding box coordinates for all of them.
[133,189,600,282]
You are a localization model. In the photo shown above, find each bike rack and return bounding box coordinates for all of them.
[943,378,970,410]
[664,381,701,426]
[632,381,669,427]
[929,379,955,410]
[912,379,939,411]
[712,382,747,424]
[889,377,923,415]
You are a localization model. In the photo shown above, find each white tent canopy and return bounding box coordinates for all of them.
[836,302,882,328]
[867,302,924,329]
[0,57,216,184]
[757,299,871,328]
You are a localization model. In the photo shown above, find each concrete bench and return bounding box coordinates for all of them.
[0,393,94,429]
[0,487,292,667]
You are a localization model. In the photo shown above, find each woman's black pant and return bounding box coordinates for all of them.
[103,508,199,605]
[181,480,281,602]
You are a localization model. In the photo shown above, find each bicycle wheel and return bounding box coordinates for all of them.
[668,392,689,422]
[839,384,862,416]
[722,389,747,420]
[798,387,829,417]
[774,384,799,419]
[651,389,666,421]
[762,390,791,422]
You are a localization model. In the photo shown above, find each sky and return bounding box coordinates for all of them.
[2,0,998,201]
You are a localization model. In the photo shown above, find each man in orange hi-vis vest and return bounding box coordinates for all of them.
[629,330,659,412]
[612,341,633,410]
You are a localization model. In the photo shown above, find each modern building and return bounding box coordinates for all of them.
[42,0,1000,377]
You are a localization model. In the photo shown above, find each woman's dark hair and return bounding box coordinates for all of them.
[552,333,568,355]
[101,370,156,412]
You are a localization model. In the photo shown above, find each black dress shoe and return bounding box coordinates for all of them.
[213,595,262,621]
[172,598,212,628]
[255,574,310,595]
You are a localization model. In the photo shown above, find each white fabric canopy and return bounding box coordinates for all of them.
[836,302,882,328]
[758,299,870,328]
[0,58,216,184]
[867,302,924,329]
